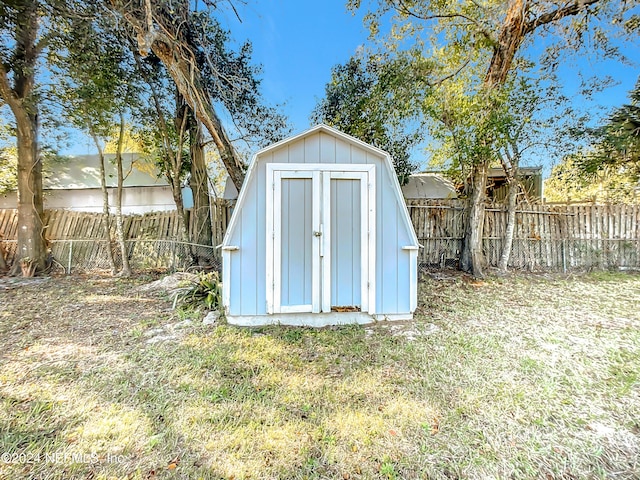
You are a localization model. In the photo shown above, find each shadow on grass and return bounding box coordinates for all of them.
[1,274,639,479]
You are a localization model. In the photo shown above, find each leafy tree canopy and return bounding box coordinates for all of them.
[578,76,640,179]
[545,152,638,203]
[311,54,421,185]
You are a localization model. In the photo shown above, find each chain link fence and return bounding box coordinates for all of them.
[503,238,640,271]
[3,236,640,275]
[1,239,221,274]
[418,237,640,272]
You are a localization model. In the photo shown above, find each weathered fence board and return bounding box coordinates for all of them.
[0,202,233,244]
[1,200,638,271]
[405,200,639,271]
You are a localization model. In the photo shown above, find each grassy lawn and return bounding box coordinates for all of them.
[0,271,638,479]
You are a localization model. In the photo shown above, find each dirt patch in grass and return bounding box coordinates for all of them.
[0,271,638,479]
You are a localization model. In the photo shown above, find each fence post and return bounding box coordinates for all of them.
[68,241,73,275]
[561,238,567,274]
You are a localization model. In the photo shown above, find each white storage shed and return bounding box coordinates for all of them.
[221,124,419,327]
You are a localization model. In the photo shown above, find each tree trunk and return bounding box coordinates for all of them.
[151,41,245,192]
[170,96,190,243]
[0,1,46,276]
[166,152,190,246]
[498,176,519,271]
[460,0,598,277]
[90,130,117,275]
[189,119,213,249]
[110,0,245,191]
[460,161,488,276]
[0,240,7,272]
[114,115,131,276]
[12,115,46,276]
[460,0,528,277]
[111,1,247,191]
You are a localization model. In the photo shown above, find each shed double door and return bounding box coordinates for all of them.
[266,164,375,315]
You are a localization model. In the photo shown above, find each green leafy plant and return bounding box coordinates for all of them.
[172,271,222,311]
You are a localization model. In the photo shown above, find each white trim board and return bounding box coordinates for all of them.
[226,311,414,328]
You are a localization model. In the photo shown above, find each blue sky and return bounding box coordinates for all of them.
[218,0,639,170]
[60,1,638,170]
[218,0,369,132]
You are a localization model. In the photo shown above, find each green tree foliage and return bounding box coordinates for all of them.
[0,148,17,195]
[108,0,291,191]
[580,77,640,180]
[545,153,638,203]
[0,122,16,194]
[192,14,291,150]
[50,7,139,140]
[349,0,637,276]
[311,55,420,185]
[549,78,640,204]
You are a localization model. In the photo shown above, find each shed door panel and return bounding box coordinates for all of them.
[280,178,313,311]
[267,164,375,316]
[330,179,361,308]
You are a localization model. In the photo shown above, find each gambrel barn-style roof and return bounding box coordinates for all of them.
[221,124,419,327]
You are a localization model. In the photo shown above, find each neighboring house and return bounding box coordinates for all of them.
[487,166,543,202]
[0,153,190,214]
[221,175,239,201]
[402,167,543,202]
[221,124,419,327]
[402,173,458,200]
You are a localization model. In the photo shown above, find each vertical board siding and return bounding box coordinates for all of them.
[288,139,305,164]
[229,219,243,316]
[350,145,367,164]
[319,132,336,163]
[255,158,267,315]
[335,138,351,164]
[239,178,259,315]
[304,135,320,164]
[281,178,313,307]
[378,161,400,314]
[272,145,289,163]
[330,178,361,307]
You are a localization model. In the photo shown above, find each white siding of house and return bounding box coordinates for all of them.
[0,186,177,214]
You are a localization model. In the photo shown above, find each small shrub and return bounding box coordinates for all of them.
[172,271,222,311]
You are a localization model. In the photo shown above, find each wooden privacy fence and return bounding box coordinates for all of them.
[1,199,639,272]
[0,202,233,242]
[0,201,234,271]
[407,199,640,270]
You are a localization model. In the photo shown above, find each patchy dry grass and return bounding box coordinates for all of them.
[0,271,638,479]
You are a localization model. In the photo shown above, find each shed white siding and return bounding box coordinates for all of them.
[222,125,418,326]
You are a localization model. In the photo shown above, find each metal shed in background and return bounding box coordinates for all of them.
[221,124,419,327]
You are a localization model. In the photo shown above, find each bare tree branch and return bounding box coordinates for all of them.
[524,0,600,35]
